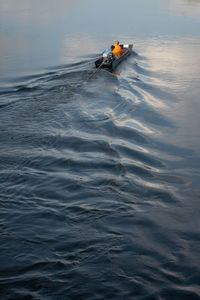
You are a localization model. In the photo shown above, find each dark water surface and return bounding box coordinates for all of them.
[0,0,200,299]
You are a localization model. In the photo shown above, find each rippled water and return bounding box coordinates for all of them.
[1,0,200,299]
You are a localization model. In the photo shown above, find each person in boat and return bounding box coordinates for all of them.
[110,45,115,51]
[102,46,115,57]
[112,41,124,58]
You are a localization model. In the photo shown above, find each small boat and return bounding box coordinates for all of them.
[95,44,133,71]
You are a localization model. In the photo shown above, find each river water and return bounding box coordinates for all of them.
[0,0,200,299]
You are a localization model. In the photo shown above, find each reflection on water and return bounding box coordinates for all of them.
[1,0,200,83]
[139,36,200,153]
[141,37,200,87]
[61,35,102,62]
[0,0,78,23]
[165,0,200,19]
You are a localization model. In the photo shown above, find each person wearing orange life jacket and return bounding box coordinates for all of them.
[112,40,124,58]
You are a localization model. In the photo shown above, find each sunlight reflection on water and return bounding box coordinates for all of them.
[165,0,200,20]
[141,37,200,89]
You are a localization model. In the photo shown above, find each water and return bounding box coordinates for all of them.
[0,0,200,299]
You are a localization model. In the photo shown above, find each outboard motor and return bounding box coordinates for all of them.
[95,50,115,69]
[102,52,114,64]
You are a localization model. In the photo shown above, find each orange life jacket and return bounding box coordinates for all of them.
[112,44,124,57]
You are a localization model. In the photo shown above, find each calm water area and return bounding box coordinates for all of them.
[0,0,200,299]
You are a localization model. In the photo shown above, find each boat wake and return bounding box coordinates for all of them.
[1,50,197,299]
